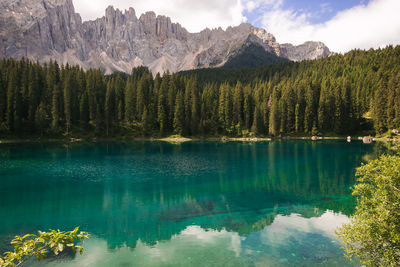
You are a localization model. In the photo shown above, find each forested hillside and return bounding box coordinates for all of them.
[223,44,289,69]
[0,46,399,138]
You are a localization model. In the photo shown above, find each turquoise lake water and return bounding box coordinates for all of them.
[0,141,385,266]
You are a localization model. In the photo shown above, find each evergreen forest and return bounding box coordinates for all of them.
[0,46,399,138]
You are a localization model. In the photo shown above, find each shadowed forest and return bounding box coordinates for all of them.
[0,46,399,138]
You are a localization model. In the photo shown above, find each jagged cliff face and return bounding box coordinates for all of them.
[0,0,331,74]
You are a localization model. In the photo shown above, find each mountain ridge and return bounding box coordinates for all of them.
[0,0,331,74]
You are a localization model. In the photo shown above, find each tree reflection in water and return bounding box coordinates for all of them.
[0,141,383,266]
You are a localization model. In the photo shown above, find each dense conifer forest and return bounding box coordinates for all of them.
[0,46,399,138]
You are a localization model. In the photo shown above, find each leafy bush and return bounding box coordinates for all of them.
[0,227,90,267]
[337,154,400,266]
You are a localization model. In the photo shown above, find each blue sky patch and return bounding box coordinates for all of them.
[245,0,370,26]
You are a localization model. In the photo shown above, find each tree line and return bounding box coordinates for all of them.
[0,45,399,137]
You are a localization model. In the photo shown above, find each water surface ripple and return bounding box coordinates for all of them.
[0,141,384,266]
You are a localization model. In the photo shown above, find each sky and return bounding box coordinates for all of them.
[72,0,400,53]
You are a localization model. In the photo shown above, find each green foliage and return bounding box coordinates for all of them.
[0,227,90,267]
[173,90,184,135]
[0,46,399,138]
[223,43,288,69]
[34,102,47,135]
[336,154,400,266]
[63,72,73,135]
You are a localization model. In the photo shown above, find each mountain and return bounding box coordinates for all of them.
[0,0,331,74]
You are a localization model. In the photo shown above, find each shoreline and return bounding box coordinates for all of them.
[0,135,397,144]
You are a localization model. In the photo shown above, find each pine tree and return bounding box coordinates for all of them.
[218,83,226,130]
[136,74,151,120]
[28,66,40,125]
[218,83,233,132]
[190,79,200,135]
[114,74,125,122]
[373,79,388,134]
[285,87,296,133]
[51,84,60,132]
[233,82,244,126]
[295,85,305,133]
[386,74,397,129]
[79,92,89,129]
[252,105,263,135]
[269,96,280,136]
[157,87,167,136]
[0,46,399,137]
[13,81,23,132]
[35,102,47,136]
[279,97,288,134]
[200,84,218,135]
[243,85,253,130]
[183,78,192,135]
[343,78,352,132]
[0,72,5,129]
[393,73,400,128]
[63,73,72,135]
[105,81,115,136]
[318,81,328,132]
[173,90,185,135]
[86,71,96,122]
[167,76,177,131]
[141,107,151,136]
[94,103,102,135]
[6,69,17,131]
[125,76,136,122]
[304,86,315,133]
[262,99,270,135]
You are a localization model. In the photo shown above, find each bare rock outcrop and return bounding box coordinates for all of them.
[280,41,332,61]
[0,0,332,75]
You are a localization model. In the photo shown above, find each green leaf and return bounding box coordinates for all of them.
[1,227,90,266]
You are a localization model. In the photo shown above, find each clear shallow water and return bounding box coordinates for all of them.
[0,141,384,266]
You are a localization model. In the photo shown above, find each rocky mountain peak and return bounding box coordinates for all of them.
[280,41,331,61]
[139,11,156,24]
[0,0,74,24]
[126,7,137,20]
[104,5,137,21]
[253,28,276,43]
[0,0,331,74]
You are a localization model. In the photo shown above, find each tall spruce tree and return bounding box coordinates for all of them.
[105,80,116,136]
[125,76,136,122]
[63,73,72,135]
[173,90,185,135]
[0,46,400,137]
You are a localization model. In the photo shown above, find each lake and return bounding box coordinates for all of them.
[0,141,384,266]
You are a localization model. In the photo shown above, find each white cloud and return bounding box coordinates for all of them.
[319,3,333,14]
[72,0,246,33]
[259,0,400,52]
[243,0,283,12]
[260,211,350,246]
[245,1,257,13]
[32,212,348,266]
[44,226,244,266]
